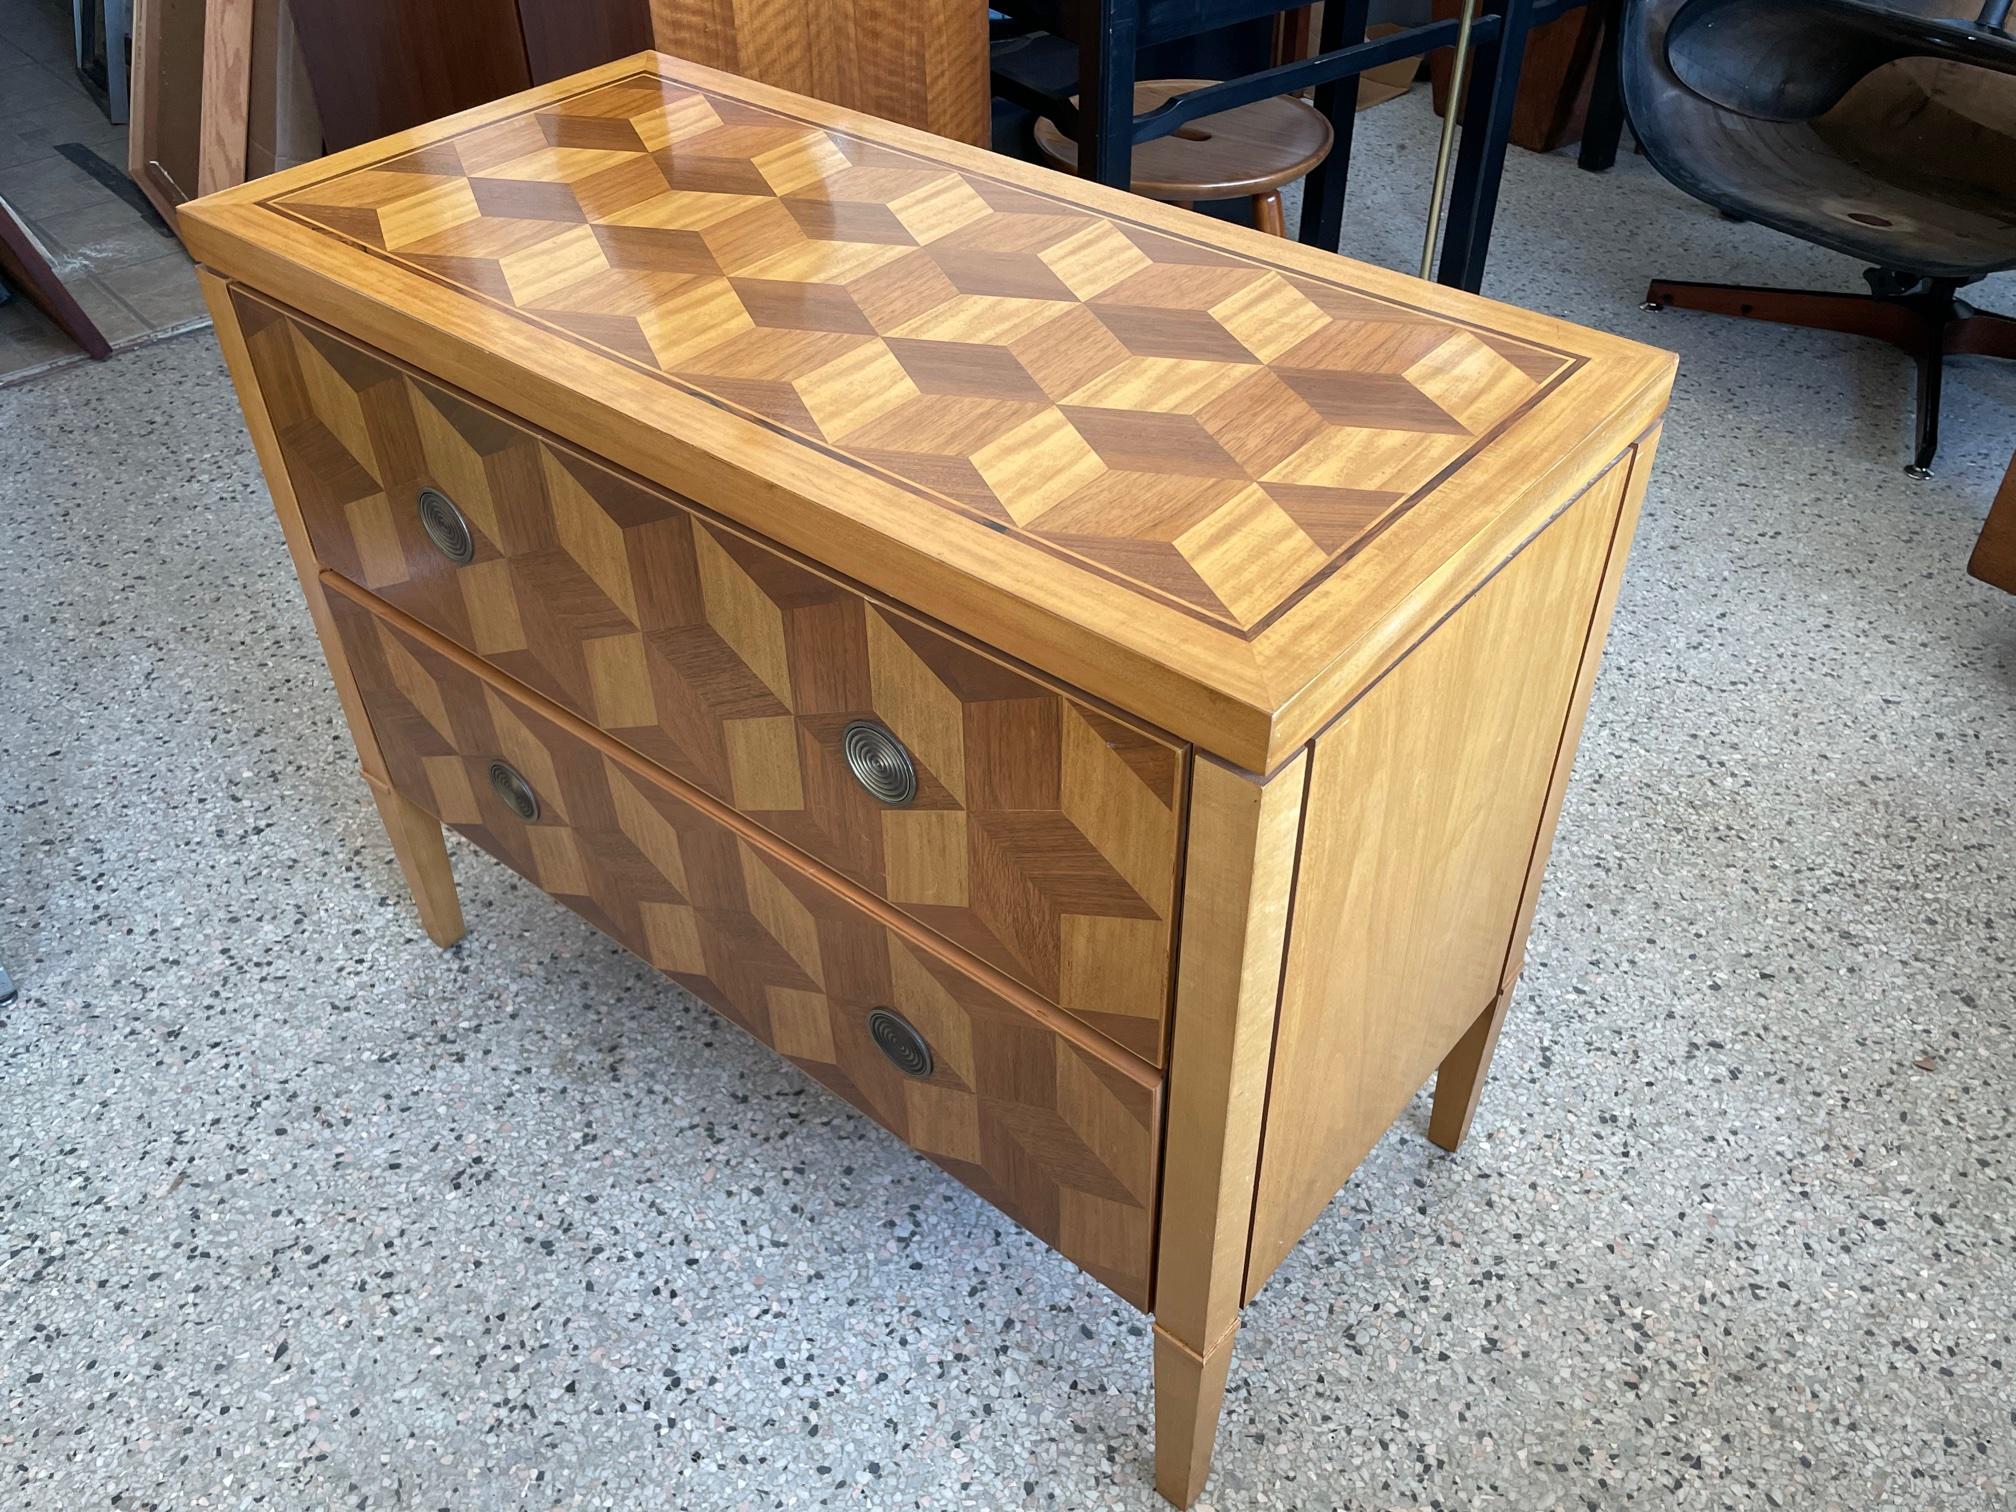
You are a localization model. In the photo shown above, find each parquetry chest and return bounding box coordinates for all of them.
[181,52,1674,1505]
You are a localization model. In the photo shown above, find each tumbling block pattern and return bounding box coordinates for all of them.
[331,591,1162,1307]
[264,67,1580,634]
[242,296,1185,1063]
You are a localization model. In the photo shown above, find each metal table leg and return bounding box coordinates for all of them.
[1076,0,1140,188]
[1295,0,1372,249]
[1578,0,1625,171]
[1434,0,1536,292]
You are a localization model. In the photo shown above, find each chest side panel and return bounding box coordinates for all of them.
[1245,450,1638,1298]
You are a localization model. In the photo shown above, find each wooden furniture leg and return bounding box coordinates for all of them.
[1428,990,1509,1150]
[1431,427,1662,1155]
[199,266,467,948]
[1154,1329,1238,1505]
[1970,451,2016,593]
[1152,754,1309,1506]
[1253,190,1286,236]
[366,778,467,948]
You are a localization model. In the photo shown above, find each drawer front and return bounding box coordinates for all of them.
[328,587,1160,1307]
[242,292,1185,1064]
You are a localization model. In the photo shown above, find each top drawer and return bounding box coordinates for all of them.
[237,291,1185,1064]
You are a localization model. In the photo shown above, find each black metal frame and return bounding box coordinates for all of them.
[994,0,1608,292]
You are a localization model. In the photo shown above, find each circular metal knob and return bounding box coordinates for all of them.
[842,721,917,806]
[417,487,475,564]
[867,1009,933,1078]
[487,760,540,822]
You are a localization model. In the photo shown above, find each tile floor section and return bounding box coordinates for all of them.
[2,85,2014,1510]
[0,0,204,382]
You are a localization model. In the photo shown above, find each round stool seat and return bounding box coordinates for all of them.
[1033,80,1333,203]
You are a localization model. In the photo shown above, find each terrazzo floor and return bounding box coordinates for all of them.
[3,91,2014,1510]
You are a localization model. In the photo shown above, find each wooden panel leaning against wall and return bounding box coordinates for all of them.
[644,0,992,145]
[287,0,534,152]
[283,0,989,153]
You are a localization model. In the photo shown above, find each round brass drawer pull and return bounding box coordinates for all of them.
[417,487,475,565]
[842,720,917,806]
[867,1008,933,1078]
[488,760,540,822]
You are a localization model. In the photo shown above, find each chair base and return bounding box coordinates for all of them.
[1642,274,2016,477]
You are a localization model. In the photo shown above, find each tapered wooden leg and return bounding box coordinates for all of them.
[204,263,469,954]
[1253,190,1286,237]
[1456,430,1663,1149]
[366,776,465,947]
[1428,989,1509,1151]
[1151,755,1308,1506]
[1154,1325,1236,1508]
[1969,451,2016,593]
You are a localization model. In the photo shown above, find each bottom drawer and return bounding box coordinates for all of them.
[327,581,1160,1307]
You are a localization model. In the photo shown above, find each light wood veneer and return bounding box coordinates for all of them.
[178,51,1673,772]
[327,581,1161,1304]
[235,290,1185,1063]
[187,54,1675,1505]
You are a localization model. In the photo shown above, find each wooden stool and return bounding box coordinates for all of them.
[1034,80,1333,237]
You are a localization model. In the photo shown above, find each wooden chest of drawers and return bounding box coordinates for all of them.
[183,52,1673,1505]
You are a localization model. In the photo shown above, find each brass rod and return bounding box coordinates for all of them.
[1421,0,1480,279]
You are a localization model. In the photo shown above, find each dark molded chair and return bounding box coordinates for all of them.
[1625,0,2016,475]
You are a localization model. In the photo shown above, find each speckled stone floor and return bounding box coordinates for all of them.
[3,93,2013,1511]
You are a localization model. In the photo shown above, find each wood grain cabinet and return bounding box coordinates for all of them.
[182,53,1675,1506]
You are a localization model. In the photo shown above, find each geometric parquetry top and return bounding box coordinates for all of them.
[267,71,1581,636]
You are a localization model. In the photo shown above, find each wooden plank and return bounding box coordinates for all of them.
[1243,450,1636,1299]
[284,0,532,152]
[520,0,653,82]
[126,0,165,219]
[646,0,990,145]
[128,0,209,223]
[176,51,1674,771]
[196,0,254,196]
[0,199,111,359]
